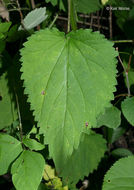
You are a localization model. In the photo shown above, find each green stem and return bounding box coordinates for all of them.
[113,40,133,43]
[14,91,23,143]
[68,0,77,32]
[49,13,58,29]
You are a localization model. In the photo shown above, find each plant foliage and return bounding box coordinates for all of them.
[59,132,107,185]
[121,97,134,126]
[0,73,17,129]
[96,106,121,129]
[0,0,134,189]
[20,28,117,170]
[11,150,45,190]
[19,8,48,31]
[102,156,134,190]
[0,134,22,175]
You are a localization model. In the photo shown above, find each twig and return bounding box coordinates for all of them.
[44,169,54,188]
[116,47,131,97]
[80,180,89,190]
[113,40,134,43]
[14,91,23,143]
[57,16,109,30]
[16,0,26,30]
[30,0,40,30]
[114,93,130,99]
[30,0,35,9]
[67,0,71,32]
[79,14,107,20]
[127,54,132,72]
[97,11,101,31]
[90,13,93,29]
[48,13,58,29]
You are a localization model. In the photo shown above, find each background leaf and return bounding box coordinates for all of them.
[76,0,102,14]
[121,97,134,126]
[0,73,18,129]
[23,138,45,150]
[45,0,67,10]
[59,132,107,185]
[11,150,45,190]
[0,22,11,34]
[20,28,117,170]
[111,148,133,158]
[46,0,102,13]
[96,106,121,129]
[19,8,48,30]
[0,134,22,175]
[102,156,134,190]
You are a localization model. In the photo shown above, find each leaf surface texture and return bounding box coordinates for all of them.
[121,97,134,126]
[0,73,18,129]
[103,156,134,190]
[96,106,121,129]
[59,132,107,185]
[0,134,22,175]
[20,28,117,168]
[11,150,45,190]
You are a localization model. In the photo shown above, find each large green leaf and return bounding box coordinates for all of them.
[11,150,45,190]
[20,28,117,169]
[0,73,18,129]
[59,132,107,185]
[102,156,134,190]
[121,97,134,126]
[96,106,121,129]
[0,134,22,175]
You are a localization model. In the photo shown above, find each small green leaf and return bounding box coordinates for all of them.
[23,138,45,150]
[102,156,134,190]
[76,0,102,14]
[44,164,55,181]
[38,183,48,190]
[0,73,18,129]
[101,0,109,5]
[111,148,133,158]
[121,97,134,126]
[11,150,45,190]
[0,40,5,53]
[59,132,107,185]
[19,8,48,30]
[0,22,11,34]
[106,126,126,144]
[96,106,121,129]
[45,0,67,10]
[46,0,57,6]
[0,134,23,175]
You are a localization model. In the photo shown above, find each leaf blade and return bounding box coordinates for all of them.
[11,150,45,190]
[59,132,107,185]
[20,28,117,169]
[0,134,22,175]
[121,97,134,126]
[102,156,134,190]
